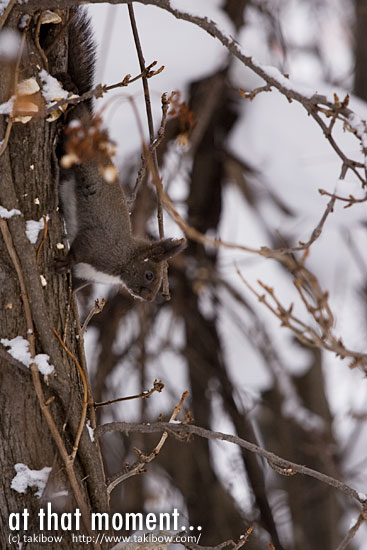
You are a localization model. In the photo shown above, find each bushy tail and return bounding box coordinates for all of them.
[67,8,96,102]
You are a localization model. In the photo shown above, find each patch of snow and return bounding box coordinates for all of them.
[0,1,10,17]
[1,336,55,375]
[348,113,367,167]
[39,70,69,106]
[11,463,51,498]
[19,14,31,30]
[259,64,314,98]
[1,336,29,365]
[25,215,49,244]
[34,354,53,375]
[0,95,14,115]
[86,420,95,442]
[0,205,21,218]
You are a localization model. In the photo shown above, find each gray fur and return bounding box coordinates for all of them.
[59,161,186,299]
[57,10,187,300]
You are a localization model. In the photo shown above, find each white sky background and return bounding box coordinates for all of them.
[87,0,367,545]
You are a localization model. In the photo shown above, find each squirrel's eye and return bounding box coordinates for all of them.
[145,271,154,281]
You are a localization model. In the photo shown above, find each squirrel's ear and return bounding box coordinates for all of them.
[145,238,187,263]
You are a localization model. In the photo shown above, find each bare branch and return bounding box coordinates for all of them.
[94,379,164,409]
[105,391,188,494]
[235,263,367,370]
[127,2,168,297]
[334,510,367,550]
[183,527,253,550]
[0,0,17,31]
[239,84,272,100]
[129,91,173,205]
[24,0,366,184]
[319,188,367,207]
[81,298,105,334]
[43,61,162,117]
[96,421,365,505]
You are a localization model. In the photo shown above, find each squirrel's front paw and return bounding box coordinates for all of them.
[54,255,72,274]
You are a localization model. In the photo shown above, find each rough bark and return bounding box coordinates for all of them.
[0,9,108,550]
[354,0,367,100]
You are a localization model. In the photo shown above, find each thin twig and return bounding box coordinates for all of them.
[62,285,73,343]
[232,527,253,550]
[235,264,367,369]
[130,92,172,204]
[152,389,189,455]
[81,298,105,334]
[334,510,367,550]
[3,62,163,124]
[0,119,14,157]
[176,535,250,550]
[53,329,89,464]
[0,220,33,334]
[287,195,335,252]
[127,3,169,296]
[252,194,336,254]
[239,84,272,100]
[319,188,367,207]
[71,296,101,448]
[128,138,367,370]
[94,379,164,409]
[182,528,253,550]
[0,0,17,31]
[42,61,162,118]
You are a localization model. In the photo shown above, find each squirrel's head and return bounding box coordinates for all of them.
[122,237,187,301]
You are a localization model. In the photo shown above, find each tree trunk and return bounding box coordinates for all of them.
[260,348,343,550]
[354,0,367,100]
[0,9,108,550]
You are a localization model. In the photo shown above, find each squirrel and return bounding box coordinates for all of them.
[54,9,186,301]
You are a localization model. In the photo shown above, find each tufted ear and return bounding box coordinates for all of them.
[141,238,187,263]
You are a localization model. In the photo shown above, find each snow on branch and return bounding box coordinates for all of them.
[155,1,367,184]
[27,0,366,185]
[9,0,367,188]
